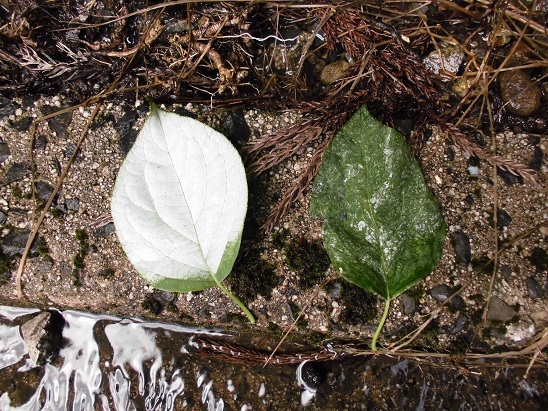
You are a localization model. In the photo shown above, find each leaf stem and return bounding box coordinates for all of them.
[217,281,256,323]
[371,298,391,351]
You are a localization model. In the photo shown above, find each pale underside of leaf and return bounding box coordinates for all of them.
[111,106,247,292]
[311,106,445,300]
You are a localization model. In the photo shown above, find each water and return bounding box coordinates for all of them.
[0,306,546,410]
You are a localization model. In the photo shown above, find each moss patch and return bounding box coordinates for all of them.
[141,294,164,315]
[271,227,289,250]
[448,334,472,357]
[471,254,496,274]
[98,267,115,279]
[338,281,378,325]
[227,248,278,304]
[0,250,14,285]
[71,229,89,287]
[285,237,331,288]
[413,320,440,350]
[405,284,425,303]
[73,229,89,270]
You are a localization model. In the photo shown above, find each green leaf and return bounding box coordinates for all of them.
[111,103,254,322]
[310,106,445,301]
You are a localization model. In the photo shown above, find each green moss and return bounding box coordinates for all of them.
[299,330,329,346]
[73,252,85,269]
[226,248,278,304]
[448,334,471,357]
[488,320,508,334]
[405,284,425,303]
[75,229,89,246]
[468,308,484,326]
[271,228,289,249]
[471,254,495,274]
[36,238,49,257]
[266,321,282,334]
[0,251,14,285]
[178,312,195,323]
[468,294,485,304]
[285,237,331,288]
[225,311,249,324]
[98,268,115,279]
[71,267,83,287]
[338,282,378,325]
[73,229,89,270]
[50,207,65,219]
[413,320,440,350]
[141,294,164,315]
[12,186,22,198]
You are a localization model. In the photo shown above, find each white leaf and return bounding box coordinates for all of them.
[111,105,247,292]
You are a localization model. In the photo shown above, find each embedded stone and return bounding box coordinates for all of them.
[486,296,517,322]
[451,231,471,264]
[1,162,27,184]
[401,293,416,315]
[0,96,18,118]
[34,181,54,201]
[0,142,11,164]
[499,70,541,116]
[321,59,351,85]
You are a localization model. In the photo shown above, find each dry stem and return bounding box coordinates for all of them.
[16,104,101,298]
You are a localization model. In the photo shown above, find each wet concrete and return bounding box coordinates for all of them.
[1,306,546,410]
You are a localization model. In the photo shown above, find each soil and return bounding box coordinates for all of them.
[0,95,546,353]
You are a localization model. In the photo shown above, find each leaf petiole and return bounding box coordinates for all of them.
[371,297,391,351]
[216,281,256,323]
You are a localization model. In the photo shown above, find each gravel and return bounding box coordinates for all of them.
[0,95,545,353]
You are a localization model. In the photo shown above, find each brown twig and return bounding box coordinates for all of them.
[16,104,101,298]
[447,125,539,187]
[264,276,333,366]
[260,131,332,234]
[15,9,165,298]
[191,326,548,367]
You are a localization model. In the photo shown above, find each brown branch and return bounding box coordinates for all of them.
[16,104,102,298]
[448,125,540,187]
[245,120,323,176]
[261,136,331,233]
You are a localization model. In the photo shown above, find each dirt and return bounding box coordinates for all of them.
[0,93,546,354]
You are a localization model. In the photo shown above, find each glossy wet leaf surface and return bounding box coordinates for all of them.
[311,106,445,300]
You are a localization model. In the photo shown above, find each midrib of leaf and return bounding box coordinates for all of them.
[156,109,254,323]
[356,126,392,351]
[357,133,391,301]
[157,110,211,274]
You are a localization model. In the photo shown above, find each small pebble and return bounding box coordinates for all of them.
[525,276,543,299]
[499,70,541,116]
[34,181,54,201]
[401,293,416,315]
[0,142,10,164]
[487,296,516,322]
[1,163,27,184]
[451,231,471,264]
[66,198,80,212]
[467,166,479,176]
